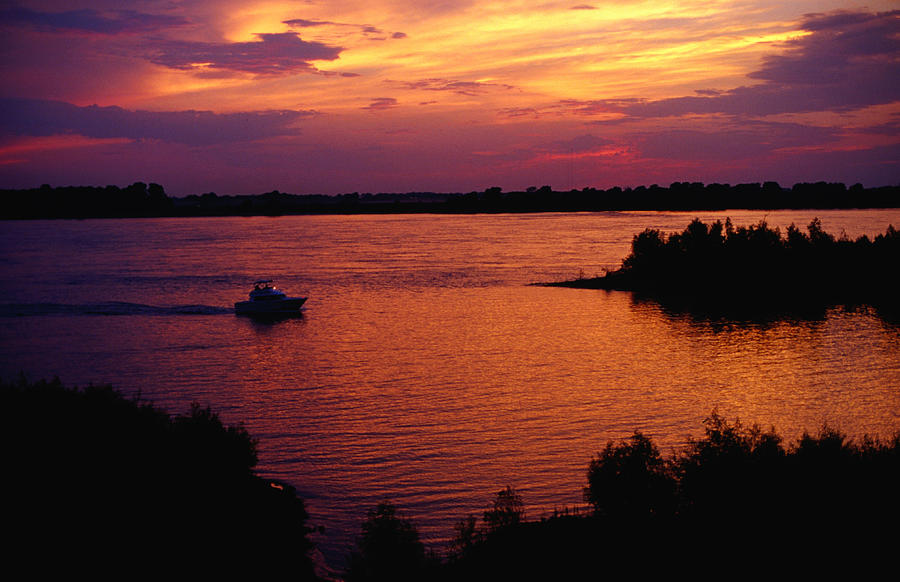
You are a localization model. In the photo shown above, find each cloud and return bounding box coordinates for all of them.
[362,97,398,111]
[635,122,838,161]
[0,99,315,145]
[531,10,899,123]
[551,134,614,154]
[750,10,899,85]
[601,9,900,119]
[498,99,635,119]
[147,32,343,76]
[570,5,596,9]
[499,107,542,118]
[398,78,516,96]
[471,134,618,166]
[283,19,333,28]
[0,4,188,34]
[283,17,406,41]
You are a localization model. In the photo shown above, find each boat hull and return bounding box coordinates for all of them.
[234,296,307,315]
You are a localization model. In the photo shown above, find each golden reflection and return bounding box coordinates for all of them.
[4,211,898,563]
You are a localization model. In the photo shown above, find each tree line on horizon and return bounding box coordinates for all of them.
[2,180,899,219]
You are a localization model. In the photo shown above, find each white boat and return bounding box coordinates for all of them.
[234,280,307,316]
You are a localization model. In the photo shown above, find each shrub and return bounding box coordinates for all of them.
[346,501,428,582]
[1,377,317,578]
[483,485,526,532]
[584,431,676,520]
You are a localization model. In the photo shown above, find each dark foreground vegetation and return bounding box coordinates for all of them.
[1,377,317,578]
[546,218,900,319]
[6,378,898,579]
[347,416,900,580]
[2,181,899,218]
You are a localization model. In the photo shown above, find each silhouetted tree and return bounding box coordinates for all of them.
[346,502,428,582]
[584,431,676,520]
[483,485,525,532]
[674,412,785,522]
[1,377,317,579]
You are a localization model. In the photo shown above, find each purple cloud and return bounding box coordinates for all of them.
[0,98,316,145]
[750,10,899,85]
[283,17,406,41]
[148,32,343,76]
[283,19,334,28]
[608,10,900,119]
[551,134,614,154]
[0,4,188,34]
[499,107,542,118]
[635,122,838,161]
[538,10,899,123]
[362,97,398,111]
[399,78,516,96]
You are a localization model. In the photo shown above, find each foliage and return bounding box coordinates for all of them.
[578,413,900,569]
[11,375,895,576]
[448,485,527,556]
[673,411,786,520]
[583,431,676,520]
[4,181,898,219]
[591,217,900,317]
[581,412,900,532]
[482,485,525,532]
[1,182,173,219]
[356,413,899,577]
[0,377,317,578]
[446,486,564,580]
[346,501,431,582]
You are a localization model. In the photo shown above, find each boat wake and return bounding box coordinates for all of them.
[0,302,233,317]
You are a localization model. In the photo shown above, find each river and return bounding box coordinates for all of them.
[2,209,899,566]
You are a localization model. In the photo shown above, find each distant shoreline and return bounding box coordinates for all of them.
[2,181,899,219]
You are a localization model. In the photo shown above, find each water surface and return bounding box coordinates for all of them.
[2,210,899,564]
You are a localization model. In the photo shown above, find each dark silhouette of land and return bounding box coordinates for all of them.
[7,378,897,579]
[1,377,318,578]
[542,218,900,320]
[2,180,899,219]
[348,415,900,580]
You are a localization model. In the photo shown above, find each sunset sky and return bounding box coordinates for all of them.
[1,1,898,196]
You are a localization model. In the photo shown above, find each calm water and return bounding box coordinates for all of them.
[2,210,899,565]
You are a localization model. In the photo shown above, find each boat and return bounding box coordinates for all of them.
[234,280,307,316]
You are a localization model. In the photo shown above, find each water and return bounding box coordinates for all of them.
[2,210,899,567]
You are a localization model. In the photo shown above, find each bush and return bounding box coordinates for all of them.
[482,486,526,532]
[674,412,786,521]
[346,501,430,582]
[1,377,317,578]
[613,218,898,306]
[584,431,675,520]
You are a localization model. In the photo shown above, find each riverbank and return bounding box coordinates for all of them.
[2,377,318,578]
[5,377,898,579]
[4,210,898,578]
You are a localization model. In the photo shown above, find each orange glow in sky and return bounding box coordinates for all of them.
[0,1,897,195]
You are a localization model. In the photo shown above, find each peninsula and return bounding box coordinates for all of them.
[542,218,899,316]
